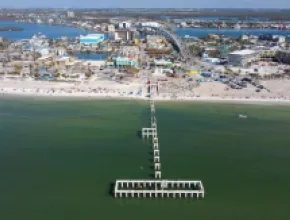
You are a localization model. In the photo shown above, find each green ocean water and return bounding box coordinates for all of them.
[0,97,290,220]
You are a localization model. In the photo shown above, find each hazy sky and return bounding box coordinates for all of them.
[1,0,290,8]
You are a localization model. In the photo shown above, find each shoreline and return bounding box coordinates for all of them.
[2,91,290,105]
[1,79,290,106]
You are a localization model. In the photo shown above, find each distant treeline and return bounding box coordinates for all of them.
[0,15,15,20]
[78,9,290,21]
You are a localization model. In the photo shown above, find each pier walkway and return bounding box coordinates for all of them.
[113,88,204,199]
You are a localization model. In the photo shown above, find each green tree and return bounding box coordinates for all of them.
[85,72,92,78]
[48,39,54,47]
[55,72,61,78]
[33,52,42,61]
[29,64,33,76]
[14,65,23,74]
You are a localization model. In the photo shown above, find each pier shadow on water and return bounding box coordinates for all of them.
[136,130,142,139]
[108,182,115,197]
[148,158,154,163]
[149,165,154,170]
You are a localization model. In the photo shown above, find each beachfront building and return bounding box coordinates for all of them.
[82,60,106,69]
[228,50,259,66]
[153,68,174,77]
[114,56,137,67]
[153,59,173,67]
[80,34,105,46]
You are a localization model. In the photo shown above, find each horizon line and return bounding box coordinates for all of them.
[1,7,290,9]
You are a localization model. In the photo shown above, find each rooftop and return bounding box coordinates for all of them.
[229,49,256,55]
[56,57,70,62]
[80,34,104,39]
[38,55,53,60]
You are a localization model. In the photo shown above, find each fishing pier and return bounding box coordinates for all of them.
[113,89,204,199]
[114,180,204,198]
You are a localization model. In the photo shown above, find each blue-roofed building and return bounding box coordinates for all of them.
[80,34,105,46]
[23,44,32,51]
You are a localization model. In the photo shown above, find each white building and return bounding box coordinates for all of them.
[202,57,220,64]
[36,19,43,24]
[241,34,249,41]
[55,48,67,56]
[114,30,135,41]
[37,48,50,56]
[100,23,107,32]
[80,34,105,46]
[140,22,161,28]
[94,24,101,30]
[234,23,241,30]
[118,22,131,29]
[48,19,54,24]
[154,68,173,75]
[67,11,75,18]
[278,36,286,43]
[228,50,259,66]
[107,24,115,32]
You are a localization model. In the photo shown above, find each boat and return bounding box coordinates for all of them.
[238,114,248,118]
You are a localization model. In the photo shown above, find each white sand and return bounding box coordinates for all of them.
[0,78,146,100]
[1,78,290,105]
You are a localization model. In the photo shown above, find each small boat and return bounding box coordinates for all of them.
[238,114,248,119]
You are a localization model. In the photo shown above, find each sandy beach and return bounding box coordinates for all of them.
[1,78,290,105]
[0,78,146,99]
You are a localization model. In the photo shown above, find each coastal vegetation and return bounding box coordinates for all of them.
[85,72,92,78]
